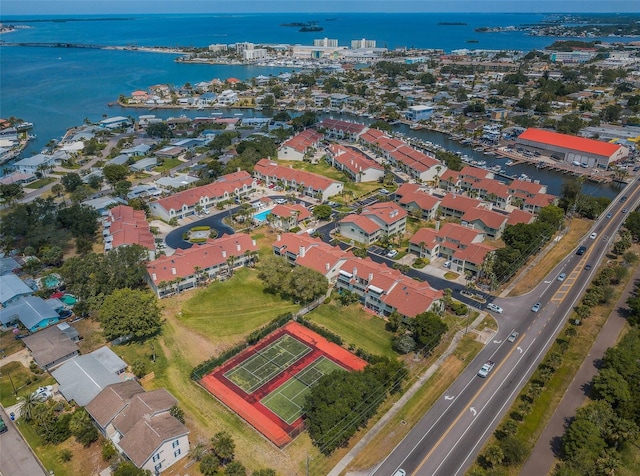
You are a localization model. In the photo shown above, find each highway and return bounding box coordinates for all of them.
[370,178,639,476]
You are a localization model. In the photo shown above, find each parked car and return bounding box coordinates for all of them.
[576,246,586,255]
[508,331,520,343]
[32,385,54,402]
[557,273,566,282]
[487,303,503,314]
[379,188,389,195]
[531,302,541,312]
[274,198,286,204]
[0,416,7,434]
[477,360,495,378]
[443,260,451,268]
[386,249,398,258]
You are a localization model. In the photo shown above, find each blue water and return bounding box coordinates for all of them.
[254,209,272,222]
[0,12,633,197]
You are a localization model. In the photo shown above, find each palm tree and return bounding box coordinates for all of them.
[18,392,42,422]
[225,255,236,276]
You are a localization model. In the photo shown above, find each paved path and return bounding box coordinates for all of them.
[520,265,639,476]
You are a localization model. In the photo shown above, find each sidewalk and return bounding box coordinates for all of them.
[329,312,490,476]
[519,265,639,476]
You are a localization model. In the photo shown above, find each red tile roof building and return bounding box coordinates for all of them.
[461,207,509,239]
[149,170,256,221]
[268,203,312,231]
[516,128,628,169]
[253,158,344,201]
[326,144,384,182]
[278,129,324,161]
[338,202,408,246]
[146,233,258,297]
[319,118,367,141]
[439,193,484,219]
[103,205,155,255]
[272,233,443,318]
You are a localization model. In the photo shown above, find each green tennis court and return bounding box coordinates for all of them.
[224,334,311,393]
[260,356,345,424]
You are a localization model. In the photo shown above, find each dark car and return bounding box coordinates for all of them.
[0,416,7,434]
[576,246,586,256]
[620,196,628,203]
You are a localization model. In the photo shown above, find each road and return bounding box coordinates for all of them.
[369,179,639,476]
[0,406,48,476]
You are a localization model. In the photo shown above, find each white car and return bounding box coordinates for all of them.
[32,385,54,402]
[386,249,398,258]
[508,331,519,342]
[487,303,503,314]
[477,360,495,378]
[557,273,566,282]
[275,198,287,205]
[393,470,406,476]
[443,260,451,268]
[590,232,597,239]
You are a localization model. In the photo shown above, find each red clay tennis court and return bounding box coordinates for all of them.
[200,321,367,447]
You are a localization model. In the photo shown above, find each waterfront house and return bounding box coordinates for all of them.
[405,105,434,122]
[325,144,384,182]
[86,382,189,474]
[146,233,259,298]
[13,151,67,175]
[99,116,133,130]
[461,207,509,240]
[319,118,367,142]
[438,193,484,220]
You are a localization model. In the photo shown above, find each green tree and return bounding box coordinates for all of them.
[257,255,292,293]
[18,392,42,422]
[562,418,606,460]
[287,266,329,303]
[132,358,147,378]
[0,183,25,204]
[499,436,527,466]
[99,288,162,341]
[169,404,185,424]
[312,204,333,220]
[225,461,247,476]
[69,408,99,447]
[146,122,173,139]
[61,172,84,193]
[210,431,235,464]
[392,334,417,354]
[102,164,129,187]
[200,454,221,476]
[412,312,447,352]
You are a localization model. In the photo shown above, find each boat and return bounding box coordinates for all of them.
[211,111,223,116]
[505,160,514,166]
[476,160,487,167]
[15,122,34,131]
[234,112,243,116]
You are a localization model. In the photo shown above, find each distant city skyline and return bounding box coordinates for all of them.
[2,0,639,16]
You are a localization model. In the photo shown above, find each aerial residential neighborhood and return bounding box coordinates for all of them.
[1,9,640,476]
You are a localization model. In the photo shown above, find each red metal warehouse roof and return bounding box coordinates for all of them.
[519,128,621,157]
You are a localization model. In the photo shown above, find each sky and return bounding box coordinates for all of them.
[2,0,639,16]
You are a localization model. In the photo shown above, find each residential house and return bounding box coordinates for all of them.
[217,90,238,106]
[451,242,496,278]
[253,158,343,202]
[146,233,259,297]
[52,347,128,406]
[408,228,439,259]
[507,209,536,226]
[22,323,80,370]
[434,223,486,260]
[338,202,407,246]
[325,144,384,183]
[0,295,65,332]
[149,170,256,221]
[0,273,33,307]
[469,178,511,210]
[394,183,441,220]
[86,382,189,474]
[129,157,158,173]
[278,129,323,161]
[0,256,21,276]
[13,151,67,175]
[121,144,152,157]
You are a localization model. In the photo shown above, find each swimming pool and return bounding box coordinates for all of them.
[253,209,272,222]
[60,294,77,306]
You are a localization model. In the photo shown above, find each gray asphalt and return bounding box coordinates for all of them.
[0,406,48,476]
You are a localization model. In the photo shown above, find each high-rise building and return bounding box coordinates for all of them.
[314,38,339,47]
[351,38,376,49]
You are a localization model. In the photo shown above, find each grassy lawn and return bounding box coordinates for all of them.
[154,158,182,173]
[23,177,56,189]
[305,303,396,358]
[177,268,301,344]
[508,218,592,296]
[0,361,56,407]
[18,419,68,475]
[0,330,25,357]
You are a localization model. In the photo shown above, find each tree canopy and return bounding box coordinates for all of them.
[257,255,328,303]
[99,288,162,341]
